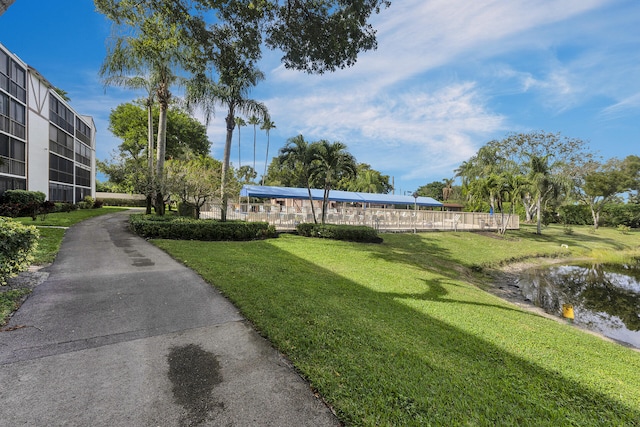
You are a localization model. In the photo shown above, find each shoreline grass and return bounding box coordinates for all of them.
[154,224,640,425]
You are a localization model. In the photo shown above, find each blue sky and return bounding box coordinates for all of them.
[1,0,638,195]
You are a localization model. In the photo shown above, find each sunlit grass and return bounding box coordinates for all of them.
[154,226,640,425]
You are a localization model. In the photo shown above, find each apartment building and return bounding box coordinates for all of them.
[0,41,95,202]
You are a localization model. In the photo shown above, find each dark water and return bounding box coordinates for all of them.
[516,262,640,349]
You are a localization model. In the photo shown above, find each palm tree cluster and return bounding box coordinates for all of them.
[278,135,357,224]
[455,132,590,234]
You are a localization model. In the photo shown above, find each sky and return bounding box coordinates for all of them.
[1,0,638,195]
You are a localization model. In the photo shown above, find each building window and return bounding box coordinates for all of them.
[9,61,26,103]
[0,133,26,177]
[49,183,73,202]
[49,96,74,134]
[49,124,74,160]
[49,153,74,184]
[76,117,92,145]
[9,99,25,139]
[0,49,8,92]
[75,186,91,203]
[75,140,91,166]
[0,175,26,198]
[75,166,91,188]
[0,92,8,134]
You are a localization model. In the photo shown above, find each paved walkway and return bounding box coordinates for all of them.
[0,211,339,426]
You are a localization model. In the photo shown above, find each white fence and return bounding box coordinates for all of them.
[200,203,519,232]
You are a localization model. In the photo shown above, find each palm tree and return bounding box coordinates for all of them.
[186,69,269,221]
[279,135,319,223]
[100,72,159,214]
[247,115,261,171]
[310,140,357,224]
[526,154,567,234]
[261,118,276,185]
[234,117,246,169]
[99,13,190,216]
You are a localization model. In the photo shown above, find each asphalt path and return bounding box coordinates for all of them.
[0,211,339,426]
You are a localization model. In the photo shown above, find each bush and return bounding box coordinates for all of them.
[54,202,78,213]
[178,202,196,218]
[0,190,46,205]
[93,199,104,209]
[0,217,39,285]
[296,223,383,243]
[0,203,21,218]
[0,190,47,218]
[99,197,146,207]
[129,215,277,241]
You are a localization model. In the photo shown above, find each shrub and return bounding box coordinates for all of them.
[0,190,46,218]
[129,215,277,241]
[77,195,94,210]
[93,199,104,209]
[54,202,78,213]
[0,190,46,205]
[296,223,383,243]
[0,217,39,285]
[99,197,146,207]
[178,202,196,218]
[0,203,21,218]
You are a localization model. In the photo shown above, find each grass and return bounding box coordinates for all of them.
[0,288,31,325]
[154,224,640,426]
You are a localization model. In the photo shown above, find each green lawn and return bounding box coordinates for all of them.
[154,225,640,426]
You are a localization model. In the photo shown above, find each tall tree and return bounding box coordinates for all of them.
[186,68,269,221]
[165,155,222,219]
[310,140,357,224]
[96,0,390,74]
[101,102,210,193]
[526,154,568,234]
[97,2,213,215]
[279,135,319,222]
[247,115,261,171]
[261,118,276,185]
[573,159,629,229]
[234,116,246,168]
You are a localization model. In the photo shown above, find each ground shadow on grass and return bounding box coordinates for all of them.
[156,238,640,426]
[514,225,633,252]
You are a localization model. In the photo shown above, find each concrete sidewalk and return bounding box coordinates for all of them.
[0,211,339,426]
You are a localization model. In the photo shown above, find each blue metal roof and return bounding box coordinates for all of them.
[240,185,443,207]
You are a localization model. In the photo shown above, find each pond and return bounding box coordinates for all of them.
[516,262,640,349]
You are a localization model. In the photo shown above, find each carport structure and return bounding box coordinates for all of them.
[201,185,519,232]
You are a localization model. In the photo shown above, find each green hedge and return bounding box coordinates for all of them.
[129,214,277,241]
[296,223,383,243]
[0,217,39,285]
[557,204,640,228]
[99,197,146,207]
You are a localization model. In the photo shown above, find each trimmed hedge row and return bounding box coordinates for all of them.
[296,223,383,243]
[100,197,147,207]
[0,217,39,285]
[129,214,277,241]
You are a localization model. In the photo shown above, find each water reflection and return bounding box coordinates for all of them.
[516,262,640,348]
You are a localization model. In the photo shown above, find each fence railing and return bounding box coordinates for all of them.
[199,203,519,232]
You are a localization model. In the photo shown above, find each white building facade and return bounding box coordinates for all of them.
[0,41,96,202]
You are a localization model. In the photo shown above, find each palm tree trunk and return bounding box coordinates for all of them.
[536,196,542,234]
[262,131,270,186]
[155,100,168,216]
[221,113,235,221]
[146,99,154,215]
